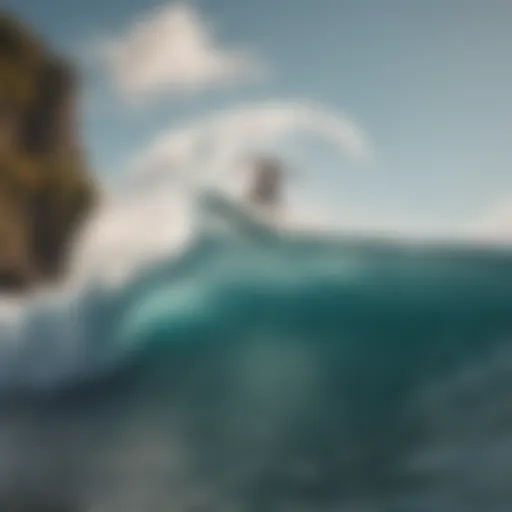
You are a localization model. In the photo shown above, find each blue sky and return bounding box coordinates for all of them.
[6,0,512,235]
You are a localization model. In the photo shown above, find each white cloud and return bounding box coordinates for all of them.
[128,99,371,192]
[93,2,262,100]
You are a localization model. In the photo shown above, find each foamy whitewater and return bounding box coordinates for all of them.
[0,182,512,511]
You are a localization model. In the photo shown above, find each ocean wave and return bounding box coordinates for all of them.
[0,191,511,508]
[0,189,511,397]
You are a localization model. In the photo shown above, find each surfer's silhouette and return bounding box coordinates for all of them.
[247,156,282,207]
[198,154,290,235]
[245,155,286,225]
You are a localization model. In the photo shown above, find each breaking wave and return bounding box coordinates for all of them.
[0,189,511,510]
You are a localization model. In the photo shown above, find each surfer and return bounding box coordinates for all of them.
[246,155,285,224]
[197,154,287,236]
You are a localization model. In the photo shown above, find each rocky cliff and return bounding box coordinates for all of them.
[0,13,97,291]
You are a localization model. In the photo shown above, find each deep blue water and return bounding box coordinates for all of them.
[1,196,512,510]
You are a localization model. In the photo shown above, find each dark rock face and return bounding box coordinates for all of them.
[22,58,74,154]
[0,13,97,292]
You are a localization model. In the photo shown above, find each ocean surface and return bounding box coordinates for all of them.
[0,192,512,511]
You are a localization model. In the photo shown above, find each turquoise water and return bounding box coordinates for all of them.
[1,197,512,510]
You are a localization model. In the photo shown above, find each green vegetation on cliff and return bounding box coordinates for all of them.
[0,12,97,290]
